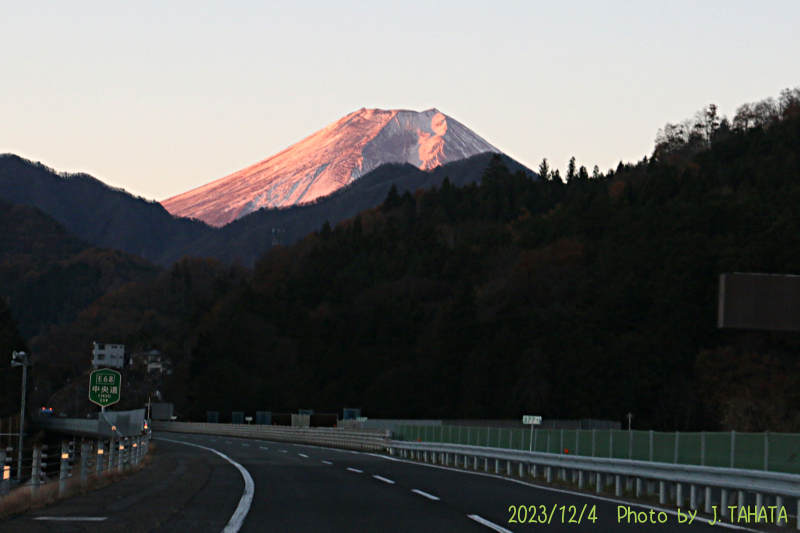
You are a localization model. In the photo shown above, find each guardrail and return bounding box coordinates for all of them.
[151,421,392,451]
[159,421,800,528]
[0,433,150,503]
[389,441,798,528]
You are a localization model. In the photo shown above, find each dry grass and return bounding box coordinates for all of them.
[0,443,155,521]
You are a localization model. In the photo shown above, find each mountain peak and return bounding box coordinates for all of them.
[162,108,500,227]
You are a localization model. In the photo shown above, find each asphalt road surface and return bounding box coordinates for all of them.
[2,432,773,533]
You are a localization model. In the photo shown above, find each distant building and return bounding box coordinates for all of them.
[132,349,172,374]
[92,342,125,369]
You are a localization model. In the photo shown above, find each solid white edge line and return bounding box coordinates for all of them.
[373,475,395,484]
[468,515,514,533]
[392,457,763,532]
[158,437,254,533]
[347,468,363,473]
[411,489,440,501]
[34,517,108,521]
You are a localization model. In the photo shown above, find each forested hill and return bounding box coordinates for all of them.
[0,154,214,265]
[40,99,800,432]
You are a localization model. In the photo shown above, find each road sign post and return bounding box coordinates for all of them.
[523,415,542,451]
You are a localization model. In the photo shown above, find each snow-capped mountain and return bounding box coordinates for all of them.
[161,108,500,227]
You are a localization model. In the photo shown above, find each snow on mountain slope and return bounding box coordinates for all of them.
[162,108,500,227]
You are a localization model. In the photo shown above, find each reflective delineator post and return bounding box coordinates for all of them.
[0,448,9,496]
[96,441,104,477]
[59,441,69,496]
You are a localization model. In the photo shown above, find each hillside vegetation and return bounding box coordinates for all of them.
[7,88,800,431]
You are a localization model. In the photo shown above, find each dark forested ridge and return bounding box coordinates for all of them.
[0,155,215,265]
[5,90,800,431]
[0,152,532,266]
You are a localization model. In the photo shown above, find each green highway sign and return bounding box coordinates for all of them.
[89,368,122,408]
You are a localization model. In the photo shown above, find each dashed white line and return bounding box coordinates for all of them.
[373,475,395,484]
[241,444,250,447]
[411,489,440,501]
[298,453,309,458]
[347,468,363,473]
[279,450,287,453]
[321,460,332,465]
[468,515,514,533]
[259,446,269,450]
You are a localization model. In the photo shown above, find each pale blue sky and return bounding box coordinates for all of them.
[2,1,799,200]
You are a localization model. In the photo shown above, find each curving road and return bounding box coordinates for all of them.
[3,432,770,532]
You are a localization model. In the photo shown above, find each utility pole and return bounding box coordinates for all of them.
[627,412,633,431]
[11,351,29,482]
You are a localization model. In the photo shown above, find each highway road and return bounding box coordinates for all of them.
[3,432,771,532]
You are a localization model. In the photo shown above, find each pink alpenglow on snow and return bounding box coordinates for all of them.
[161,108,500,227]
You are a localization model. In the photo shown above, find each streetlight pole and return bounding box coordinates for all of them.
[11,351,28,482]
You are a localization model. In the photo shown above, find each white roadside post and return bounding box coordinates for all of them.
[523,415,542,452]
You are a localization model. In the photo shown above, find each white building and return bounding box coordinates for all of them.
[92,342,125,369]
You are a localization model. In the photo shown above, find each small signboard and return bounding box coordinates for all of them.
[89,369,122,408]
[522,415,542,425]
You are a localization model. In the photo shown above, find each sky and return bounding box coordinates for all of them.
[2,1,800,201]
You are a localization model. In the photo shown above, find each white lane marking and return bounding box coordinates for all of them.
[366,452,402,462]
[321,460,332,465]
[34,517,108,521]
[279,450,287,453]
[225,441,232,445]
[411,489,440,501]
[241,444,250,447]
[298,453,309,458]
[394,457,763,532]
[373,475,395,484]
[468,515,514,533]
[259,446,269,450]
[347,468,363,473]
[158,437,254,533]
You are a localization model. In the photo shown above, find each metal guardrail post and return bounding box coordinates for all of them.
[31,445,41,498]
[720,489,729,517]
[80,443,89,484]
[108,436,115,472]
[118,440,124,472]
[59,441,69,496]
[775,495,785,526]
